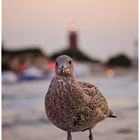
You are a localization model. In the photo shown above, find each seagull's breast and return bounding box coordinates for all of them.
[45,76,94,131]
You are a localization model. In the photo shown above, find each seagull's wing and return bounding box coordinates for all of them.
[77,81,113,121]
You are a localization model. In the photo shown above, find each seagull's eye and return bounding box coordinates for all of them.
[68,61,72,65]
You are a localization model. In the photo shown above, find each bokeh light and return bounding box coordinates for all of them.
[106,69,115,78]
[68,23,77,32]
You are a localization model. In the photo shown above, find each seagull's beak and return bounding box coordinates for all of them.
[60,66,64,75]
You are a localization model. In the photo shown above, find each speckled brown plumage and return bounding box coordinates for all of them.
[45,55,116,140]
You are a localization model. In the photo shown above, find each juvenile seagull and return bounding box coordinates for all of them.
[45,55,116,140]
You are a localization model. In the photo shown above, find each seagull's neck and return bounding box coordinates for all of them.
[55,74,75,81]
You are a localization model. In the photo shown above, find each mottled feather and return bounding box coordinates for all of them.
[77,81,112,121]
[45,55,116,137]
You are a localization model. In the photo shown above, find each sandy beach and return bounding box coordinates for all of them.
[2,71,138,140]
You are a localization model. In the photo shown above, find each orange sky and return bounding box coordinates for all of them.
[2,0,138,60]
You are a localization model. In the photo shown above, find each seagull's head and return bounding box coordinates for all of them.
[55,55,74,76]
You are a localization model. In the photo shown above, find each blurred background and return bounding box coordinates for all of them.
[2,0,138,140]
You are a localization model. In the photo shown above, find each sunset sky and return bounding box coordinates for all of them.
[2,0,138,61]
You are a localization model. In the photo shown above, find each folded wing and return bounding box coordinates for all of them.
[77,81,114,121]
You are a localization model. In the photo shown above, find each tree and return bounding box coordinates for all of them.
[50,48,100,63]
[107,54,132,67]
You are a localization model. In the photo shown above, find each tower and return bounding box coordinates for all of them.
[68,24,78,50]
